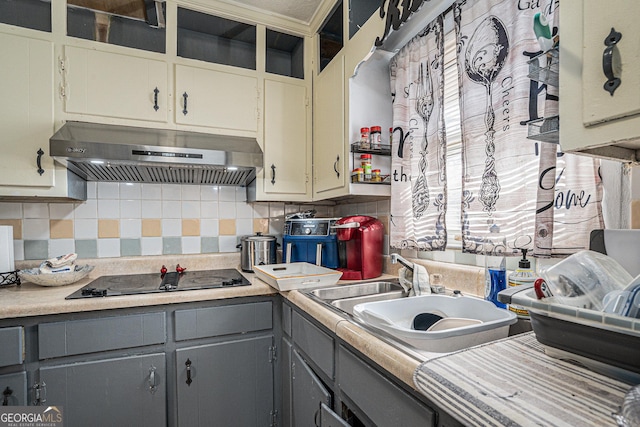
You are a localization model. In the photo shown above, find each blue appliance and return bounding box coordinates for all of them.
[283,218,339,269]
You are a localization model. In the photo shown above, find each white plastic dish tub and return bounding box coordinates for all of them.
[353,295,518,353]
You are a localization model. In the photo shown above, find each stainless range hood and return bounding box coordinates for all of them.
[50,121,263,186]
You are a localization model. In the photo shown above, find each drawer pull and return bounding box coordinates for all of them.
[153,87,160,111]
[36,148,45,176]
[2,386,12,406]
[602,27,622,96]
[185,358,193,386]
[148,366,158,394]
[182,92,189,115]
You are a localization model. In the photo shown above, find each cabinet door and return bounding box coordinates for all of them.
[292,349,331,427]
[0,33,54,187]
[64,46,168,122]
[262,79,311,199]
[0,372,27,406]
[175,65,258,133]
[39,353,166,427]
[581,1,640,126]
[313,55,346,197]
[281,336,293,427]
[338,345,435,427]
[319,402,350,427]
[560,0,640,159]
[176,335,274,427]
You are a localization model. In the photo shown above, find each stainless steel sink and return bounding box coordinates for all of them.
[304,281,408,316]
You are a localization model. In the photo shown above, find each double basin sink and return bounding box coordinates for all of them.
[302,280,517,354]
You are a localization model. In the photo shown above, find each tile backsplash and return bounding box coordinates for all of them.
[0,182,391,261]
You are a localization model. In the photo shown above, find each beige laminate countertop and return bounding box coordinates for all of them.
[0,254,276,319]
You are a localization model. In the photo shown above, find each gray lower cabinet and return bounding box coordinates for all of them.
[175,335,274,427]
[338,345,435,427]
[0,371,27,406]
[292,347,331,426]
[39,353,166,427]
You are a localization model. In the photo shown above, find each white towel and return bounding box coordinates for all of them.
[398,263,431,296]
[412,263,431,296]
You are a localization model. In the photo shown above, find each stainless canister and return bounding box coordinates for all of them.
[237,233,278,272]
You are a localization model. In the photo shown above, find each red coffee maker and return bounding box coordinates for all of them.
[334,215,383,280]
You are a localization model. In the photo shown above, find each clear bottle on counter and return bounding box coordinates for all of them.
[359,127,370,149]
[360,154,372,181]
[370,126,382,149]
[507,248,535,318]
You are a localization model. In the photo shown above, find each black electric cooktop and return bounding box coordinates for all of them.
[66,269,250,299]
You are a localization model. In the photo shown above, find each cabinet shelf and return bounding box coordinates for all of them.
[527,47,559,87]
[350,142,391,156]
[526,115,559,144]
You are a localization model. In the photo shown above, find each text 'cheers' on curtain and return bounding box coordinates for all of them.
[390,0,607,257]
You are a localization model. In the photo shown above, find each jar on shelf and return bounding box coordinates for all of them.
[352,168,364,183]
[359,127,370,149]
[371,169,382,182]
[370,126,382,149]
[360,154,372,180]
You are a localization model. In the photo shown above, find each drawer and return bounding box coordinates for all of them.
[174,301,272,341]
[0,326,24,367]
[338,345,435,427]
[39,312,166,359]
[292,311,334,379]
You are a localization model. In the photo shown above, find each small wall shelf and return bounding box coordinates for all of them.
[527,47,559,87]
[350,142,391,156]
[527,115,559,144]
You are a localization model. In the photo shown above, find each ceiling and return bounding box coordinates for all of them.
[69,0,331,29]
[214,0,327,25]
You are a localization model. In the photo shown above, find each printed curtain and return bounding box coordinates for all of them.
[389,15,447,250]
[389,0,606,256]
[454,0,603,257]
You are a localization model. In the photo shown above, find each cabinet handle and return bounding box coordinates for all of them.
[271,164,276,185]
[148,366,158,395]
[182,92,189,115]
[32,381,46,406]
[602,27,622,96]
[333,155,340,178]
[36,148,44,176]
[153,87,160,111]
[2,386,12,406]
[185,358,193,386]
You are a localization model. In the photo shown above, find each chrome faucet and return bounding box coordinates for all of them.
[391,253,415,294]
[391,253,432,296]
[390,253,414,271]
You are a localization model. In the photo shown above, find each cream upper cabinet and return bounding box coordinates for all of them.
[0,32,55,188]
[64,46,168,123]
[175,65,258,134]
[560,0,640,162]
[258,78,311,201]
[313,55,347,198]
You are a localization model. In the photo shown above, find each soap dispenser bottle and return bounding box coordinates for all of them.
[507,248,535,318]
[484,223,507,309]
